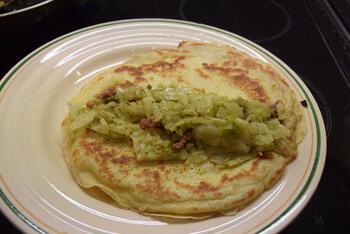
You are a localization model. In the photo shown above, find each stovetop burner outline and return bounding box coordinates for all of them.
[302,77,332,137]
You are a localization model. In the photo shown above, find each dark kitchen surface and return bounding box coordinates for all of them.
[1,0,349,233]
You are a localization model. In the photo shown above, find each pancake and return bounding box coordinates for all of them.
[61,41,306,218]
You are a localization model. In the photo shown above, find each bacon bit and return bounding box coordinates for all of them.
[259,152,274,159]
[86,100,94,109]
[97,87,116,99]
[140,116,162,130]
[270,100,281,118]
[172,142,184,150]
[172,129,192,149]
[178,41,186,48]
[301,100,308,108]
[182,129,193,142]
[147,84,152,89]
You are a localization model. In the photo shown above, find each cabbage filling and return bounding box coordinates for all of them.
[68,84,290,168]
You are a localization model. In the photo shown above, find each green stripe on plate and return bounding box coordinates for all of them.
[0,18,321,233]
[0,188,47,234]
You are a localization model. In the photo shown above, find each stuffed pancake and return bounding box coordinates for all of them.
[61,41,306,218]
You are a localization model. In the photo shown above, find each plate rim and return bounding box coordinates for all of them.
[0,0,55,17]
[0,18,326,234]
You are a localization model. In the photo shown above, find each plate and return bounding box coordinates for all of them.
[0,19,326,233]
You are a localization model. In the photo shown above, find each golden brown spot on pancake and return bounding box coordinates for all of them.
[177,76,185,82]
[222,171,250,183]
[248,189,255,197]
[261,67,278,79]
[202,63,247,79]
[176,75,191,86]
[231,74,268,102]
[221,174,229,183]
[94,143,103,151]
[243,58,260,70]
[228,50,243,57]
[202,63,238,76]
[156,50,164,55]
[223,60,238,67]
[114,66,143,85]
[115,56,185,80]
[98,151,116,182]
[278,77,290,88]
[250,158,261,171]
[72,149,79,157]
[111,155,133,164]
[163,49,179,53]
[118,167,130,175]
[134,77,146,84]
[100,149,115,158]
[119,80,135,88]
[79,139,97,154]
[189,42,205,46]
[136,169,179,198]
[221,159,262,184]
[195,68,209,79]
[234,68,246,73]
[174,179,220,196]
[114,65,143,76]
[79,139,117,182]
[98,150,116,175]
[97,77,104,81]
[268,161,287,186]
[197,181,220,192]
[142,56,185,74]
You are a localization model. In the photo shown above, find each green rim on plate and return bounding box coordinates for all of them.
[0,18,321,234]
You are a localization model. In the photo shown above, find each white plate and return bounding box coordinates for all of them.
[0,19,326,234]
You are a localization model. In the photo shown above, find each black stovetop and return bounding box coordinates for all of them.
[1,0,349,233]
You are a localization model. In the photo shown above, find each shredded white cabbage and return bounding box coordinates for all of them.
[68,84,290,167]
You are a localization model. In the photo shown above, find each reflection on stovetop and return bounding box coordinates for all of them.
[305,0,350,89]
[0,0,349,233]
[179,0,292,43]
